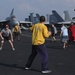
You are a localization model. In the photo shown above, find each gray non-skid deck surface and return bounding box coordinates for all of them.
[0,30,75,75]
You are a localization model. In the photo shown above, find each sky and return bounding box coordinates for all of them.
[0,0,75,21]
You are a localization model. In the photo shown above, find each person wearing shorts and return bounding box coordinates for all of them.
[0,25,15,51]
[60,24,68,49]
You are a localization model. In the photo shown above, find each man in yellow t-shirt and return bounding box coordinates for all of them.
[13,24,21,40]
[25,16,52,73]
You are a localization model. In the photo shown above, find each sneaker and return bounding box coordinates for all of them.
[42,70,52,73]
[12,47,15,51]
[63,45,66,49]
[25,67,31,70]
[0,47,2,51]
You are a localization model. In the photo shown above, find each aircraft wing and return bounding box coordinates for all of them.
[0,20,10,23]
[19,21,32,27]
[58,21,75,24]
[19,21,32,24]
[58,21,71,24]
[51,10,75,25]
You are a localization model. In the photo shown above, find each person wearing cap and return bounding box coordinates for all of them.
[0,24,15,51]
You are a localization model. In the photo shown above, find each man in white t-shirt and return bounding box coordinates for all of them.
[60,24,68,48]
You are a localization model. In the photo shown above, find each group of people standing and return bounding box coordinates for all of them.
[0,15,75,74]
[0,24,21,51]
[50,22,75,49]
[0,16,52,73]
[60,22,75,49]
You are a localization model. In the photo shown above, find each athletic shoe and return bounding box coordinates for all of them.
[42,70,52,73]
[12,47,15,51]
[63,46,65,49]
[25,67,31,70]
[0,47,2,51]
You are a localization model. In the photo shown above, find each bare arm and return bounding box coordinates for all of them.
[0,32,4,40]
[60,30,62,37]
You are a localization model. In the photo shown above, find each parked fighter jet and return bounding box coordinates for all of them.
[51,10,75,24]
[0,8,32,29]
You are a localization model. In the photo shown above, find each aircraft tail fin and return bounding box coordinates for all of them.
[10,8,14,16]
[36,14,40,23]
[63,11,71,21]
[36,14,40,20]
[52,10,64,22]
[49,14,58,24]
